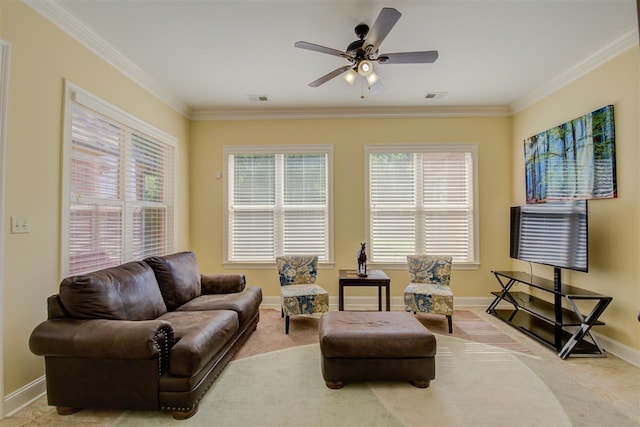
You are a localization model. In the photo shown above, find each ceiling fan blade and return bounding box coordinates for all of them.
[295,41,350,59]
[363,7,401,53]
[308,65,353,87]
[377,51,439,64]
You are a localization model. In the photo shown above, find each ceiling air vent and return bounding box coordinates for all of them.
[424,92,447,99]
[247,95,269,102]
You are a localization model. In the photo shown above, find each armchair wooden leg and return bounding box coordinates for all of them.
[446,315,452,333]
[281,307,284,318]
[285,315,290,334]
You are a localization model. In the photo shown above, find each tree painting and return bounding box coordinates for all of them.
[524,105,616,203]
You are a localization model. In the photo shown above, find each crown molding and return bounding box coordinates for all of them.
[190,105,512,121]
[510,27,639,114]
[24,0,191,118]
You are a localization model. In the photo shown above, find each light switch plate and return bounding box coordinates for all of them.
[11,216,30,234]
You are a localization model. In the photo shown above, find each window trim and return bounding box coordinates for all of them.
[61,81,178,278]
[222,144,334,268]
[365,143,480,270]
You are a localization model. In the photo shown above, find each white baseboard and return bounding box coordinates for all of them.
[261,295,493,311]
[592,331,640,367]
[6,296,637,417]
[4,375,45,416]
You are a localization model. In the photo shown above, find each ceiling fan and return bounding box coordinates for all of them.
[294,7,439,94]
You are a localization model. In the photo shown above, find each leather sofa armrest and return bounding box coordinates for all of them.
[29,318,174,362]
[200,274,246,294]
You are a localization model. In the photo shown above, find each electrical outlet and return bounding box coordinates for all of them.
[11,216,30,234]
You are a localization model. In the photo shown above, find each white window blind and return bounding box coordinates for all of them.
[367,145,478,265]
[225,145,332,263]
[64,84,176,276]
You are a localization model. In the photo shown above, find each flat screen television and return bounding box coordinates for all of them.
[510,201,588,273]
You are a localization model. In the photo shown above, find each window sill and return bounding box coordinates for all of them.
[222,261,475,271]
[223,261,336,270]
[369,262,480,271]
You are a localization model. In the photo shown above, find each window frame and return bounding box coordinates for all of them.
[61,81,178,277]
[365,143,480,270]
[223,144,334,268]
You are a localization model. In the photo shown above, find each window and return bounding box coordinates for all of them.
[62,82,176,276]
[366,144,478,266]
[224,145,333,264]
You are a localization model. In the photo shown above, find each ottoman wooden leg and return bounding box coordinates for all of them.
[56,406,81,415]
[411,380,430,388]
[325,380,344,389]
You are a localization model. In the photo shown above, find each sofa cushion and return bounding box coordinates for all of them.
[59,261,167,321]
[158,310,239,377]
[144,252,202,311]
[176,287,262,327]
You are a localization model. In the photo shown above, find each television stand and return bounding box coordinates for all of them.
[486,270,612,359]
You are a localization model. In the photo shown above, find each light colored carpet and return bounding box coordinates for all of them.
[5,310,637,426]
[233,309,532,360]
[114,335,572,427]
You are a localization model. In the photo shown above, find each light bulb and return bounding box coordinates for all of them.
[358,60,373,77]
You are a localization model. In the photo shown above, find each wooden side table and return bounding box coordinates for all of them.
[338,269,390,311]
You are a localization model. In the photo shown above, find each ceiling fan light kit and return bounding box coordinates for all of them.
[343,68,358,85]
[366,71,379,87]
[358,60,373,76]
[295,7,439,94]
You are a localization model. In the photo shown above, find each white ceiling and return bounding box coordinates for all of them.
[30,0,638,118]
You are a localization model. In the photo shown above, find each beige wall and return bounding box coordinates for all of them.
[512,48,640,349]
[189,116,512,302]
[0,2,190,395]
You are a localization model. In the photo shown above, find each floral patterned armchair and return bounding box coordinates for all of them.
[276,255,329,334]
[404,255,453,333]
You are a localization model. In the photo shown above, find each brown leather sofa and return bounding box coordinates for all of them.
[29,251,262,420]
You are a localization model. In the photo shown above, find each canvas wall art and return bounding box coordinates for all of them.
[524,105,616,204]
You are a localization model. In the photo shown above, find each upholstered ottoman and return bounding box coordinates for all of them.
[319,311,437,389]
